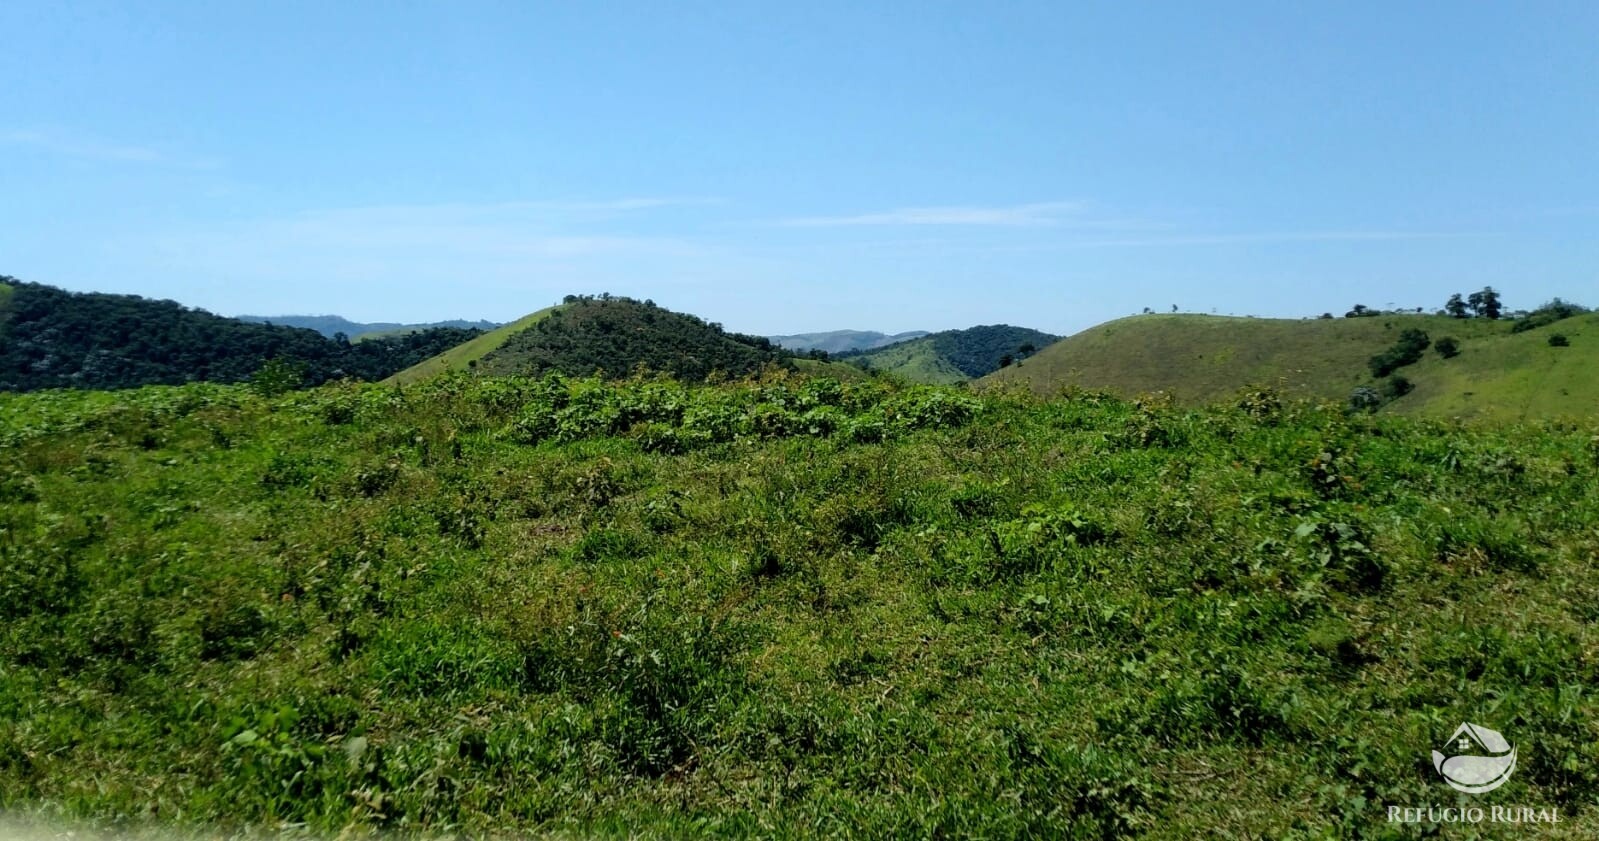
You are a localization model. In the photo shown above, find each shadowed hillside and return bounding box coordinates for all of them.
[843,324,1059,383]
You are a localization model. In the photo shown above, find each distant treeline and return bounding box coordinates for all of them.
[0,278,483,392]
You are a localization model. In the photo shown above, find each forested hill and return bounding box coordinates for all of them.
[0,277,484,391]
[838,324,1060,383]
[474,295,794,381]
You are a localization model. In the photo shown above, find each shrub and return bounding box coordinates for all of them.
[1368,329,1430,378]
[1382,375,1413,399]
[1347,386,1382,413]
[250,358,305,397]
[1549,333,1570,347]
[1434,337,1460,358]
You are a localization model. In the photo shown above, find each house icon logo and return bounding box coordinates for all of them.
[1432,723,1517,794]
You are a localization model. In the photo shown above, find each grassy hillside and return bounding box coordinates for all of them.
[1392,311,1599,421]
[983,313,1507,403]
[385,306,558,384]
[842,337,970,384]
[770,329,929,354]
[846,325,1060,383]
[2,375,1596,837]
[982,312,1599,421]
[475,296,789,382]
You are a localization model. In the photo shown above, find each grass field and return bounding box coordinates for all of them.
[383,307,559,385]
[980,312,1599,422]
[1393,312,1599,422]
[2,373,1597,838]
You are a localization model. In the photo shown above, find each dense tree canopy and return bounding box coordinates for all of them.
[0,278,482,392]
[477,295,792,381]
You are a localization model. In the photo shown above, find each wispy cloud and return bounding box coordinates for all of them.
[142,201,711,265]
[0,128,221,169]
[1046,230,1490,249]
[109,199,726,318]
[777,201,1090,227]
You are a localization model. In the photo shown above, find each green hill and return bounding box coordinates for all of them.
[844,324,1060,384]
[0,277,483,392]
[394,296,806,385]
[385,306,560,384]
[981,313,1505,402]
[2,376,1597,836]
[983,311,1599,421]
[1389,311,1599,421]
[477,296,791,381]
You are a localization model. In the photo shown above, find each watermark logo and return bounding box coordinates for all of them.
[1388,722,1559,825]
[1431,722,1517,794]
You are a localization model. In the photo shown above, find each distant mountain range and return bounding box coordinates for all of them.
[768,330,930,354]
[236,314,500,339]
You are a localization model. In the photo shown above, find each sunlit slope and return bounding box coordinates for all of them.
[846,338,969,384]
[790,357,877,381]
[847,325,1060,384]
[1389,312,1599,421]
[385,306,559,384]
[982,314,1506,404]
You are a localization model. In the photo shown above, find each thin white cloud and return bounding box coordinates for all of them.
[778,201,1089,227]
[108,200,723,318]
[141,202,711,264]
[1,128,221,169]
[1048,230,1490,248]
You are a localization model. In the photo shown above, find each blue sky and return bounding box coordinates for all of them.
[2,2,1595,336]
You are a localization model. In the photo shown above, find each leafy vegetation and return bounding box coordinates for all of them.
[0,278,482,392]
[475,295,794,381]
[1444,287,1504,320]
[1512,298,1591,334]
[2,374,1596,837]
[1367,328,1430,378]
